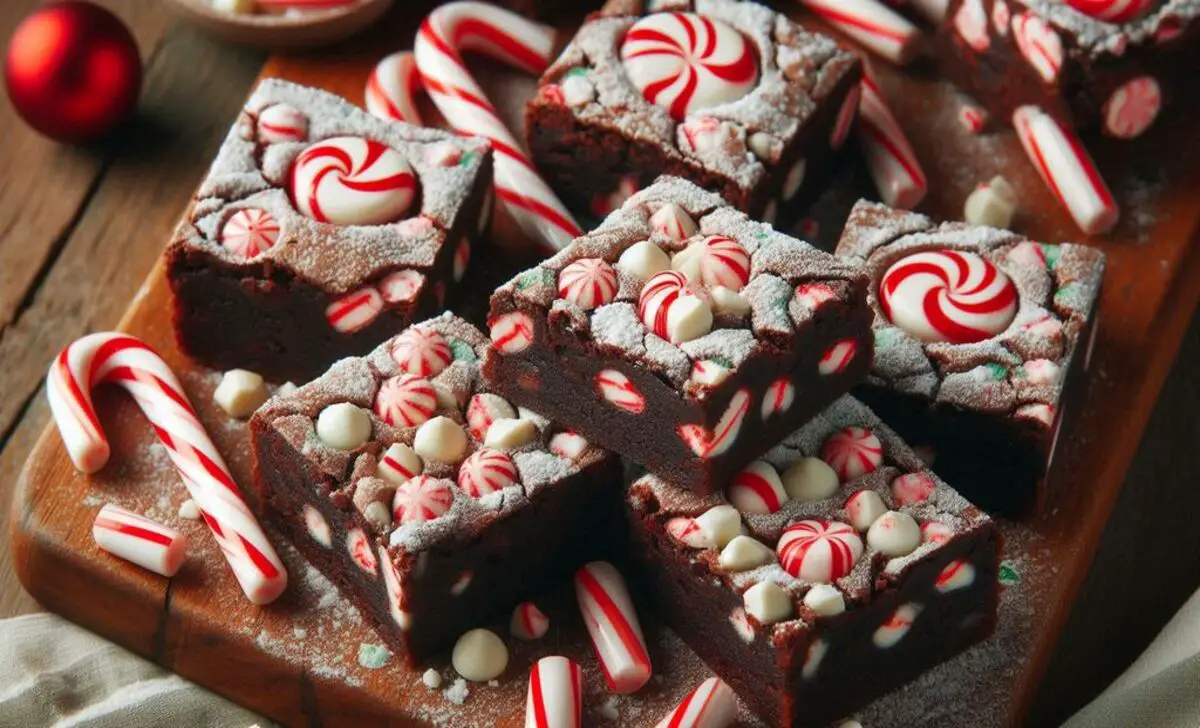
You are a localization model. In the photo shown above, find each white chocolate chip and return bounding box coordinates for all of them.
[710,286,750,316]
[212,0,257,13]
[484,418,538,450]
[964,175,1018,229]
[743,582,793,624]
[803,584,846,616]
[422,668,442,689]
[378,443,423,486]
[617,241,671,280]
[214,369,268,419]
[694,505,744,548]
[363,501,392,531]
[178,499,201,520]
[867,511,923,557]
[846,490,888,531]
[451,628,508,682]
[561,75,595,107]
[665,294,713,344]
[276,381,299,398]
[413,416,468,463]
[747,131,778,162]
[316,403,372,450]
[718,536,775,571]
[782,457,839,502]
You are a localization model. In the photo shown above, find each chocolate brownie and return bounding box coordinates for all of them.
[249,313,623,664]
[835,200,1106,517]
[483,176,874,496]
[525,0,862,228]
[935,0,1199,141]
[167,79,494,382]
[627,395,1001,728]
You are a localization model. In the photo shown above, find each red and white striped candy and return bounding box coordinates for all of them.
[550,431,589,462]
[677,388,750,459]
[453,238,471,282]
[574,561,652,694]
[649,203,698,241]
[378,269,424,305]
[390,326,452,377]
[654,677,736,728]
[512,601,550,640]
[821,426,884,482]
[891,471,936,505]
[879,250,1018,343]
[48,333,286,604]
[525,656,582,728]
[959,104,989,134]
[591,176,639,219]
[490,311,536,354]
[458,448,518,497]
[92,504,188,577]
[1012,12,1063,84]
[830,85,862,149]
[799,0,920,65]
[777,520,864,582]
[391,474,454,524]
[1102,76,1161,139]
[671,236,751,292]
[558,258,617,310]
[638,270,711,343]
[466,393,516,441]
[619,12,758,121]
[326,286,385,334]
[291,136,417,225]
[795,282,837,310]
[818,339,858,376]
[378,544,411,628]
[858,73,927,209]
[220,208,279,258]
[365,51,423,124]
[954,0,990,51]
[379,443,423,484]
[1012,105,1118,235]
[992,0,1011,34]
[595,369,645,414]
[874,603,921,647]
[921,521,954,545]
[666,517,714,549]
[935,559,976,593]
[415,3,581,250]
[347,527,378,575]
[727,460,786,514]
[257,103,307,144]
[760,378,795,420]
[375,374,437,428]
[1065,0,1155,23]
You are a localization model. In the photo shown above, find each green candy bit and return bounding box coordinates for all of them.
[709,355,734,370]
[450,339,477,362]
[516,267,555,291]
[983,362,1008,381]
[357,643,392,669]
[998,561,1021,587]
[1039,243,1060,271]
[874,327,900,348]
[1014,365,1027,380]
[564,67,590,79]
[458,150,478,167]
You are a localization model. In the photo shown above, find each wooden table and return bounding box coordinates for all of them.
[2,2,1198,726]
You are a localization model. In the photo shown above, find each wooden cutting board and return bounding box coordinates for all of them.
[11,5,1200,726]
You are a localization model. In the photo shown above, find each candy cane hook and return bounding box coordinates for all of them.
[365,51,423,125]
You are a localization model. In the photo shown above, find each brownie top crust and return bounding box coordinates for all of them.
[490,176,868,404]
[1002,0,1198,58]
[835,200,1105,427]
[171,79,491,296]
[534,0,859,192]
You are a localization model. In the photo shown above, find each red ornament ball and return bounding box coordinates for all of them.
[5,1,141,143]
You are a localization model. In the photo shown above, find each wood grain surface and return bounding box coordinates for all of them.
[3,3,1200,727]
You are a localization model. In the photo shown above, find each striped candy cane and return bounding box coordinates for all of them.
[365,51,423,124]
[858,72,927,209]
[654,677,737,728]
[525,656,583,728]
[1012,105,1118,235]
[47,333,288,605]
[574,561,652,694]
[92,503,188,577]
[799,0,921,65]
[415,2,582,251]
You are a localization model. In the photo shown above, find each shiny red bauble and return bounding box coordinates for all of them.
[5,1,142,143]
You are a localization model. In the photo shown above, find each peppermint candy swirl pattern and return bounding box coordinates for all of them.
[1102,76,1161,140]
[392,474,454,524]
[879,250,1018,344]
[390,327,452,377]
[671,235,751,292]
[220,208,279,258]
[374,374,437,428]
[558,258,618,310]
[1065,0,1154,22]
[637,270,712,344]
[821,426,884,482]
[777,519,864,582]
[290,136,417,225]
[619,12,758,121]
[257,103,308,144]
[458,448,518,497]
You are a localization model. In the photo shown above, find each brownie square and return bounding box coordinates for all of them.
[249,313,623,664]
[167,79,494,382]
[526,0,862,228]
[935,0,1199,141]
[835,200,1106,517]
[483,176,874,495]
[627,395,1001,728]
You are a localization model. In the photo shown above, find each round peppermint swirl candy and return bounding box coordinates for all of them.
[374,374,437,429]
[390,327,452,377]
[879,250,1018,344]
[777,520,864,583]
[619,12,758,121]
[457,448,518,498]
[392,474,454,524]
[290,136,417,225]
[220,208,279,258]
[821,426,883,482]
[558,258,618,310]
[671,235,751,292]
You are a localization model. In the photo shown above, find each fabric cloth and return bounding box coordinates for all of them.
[0,613,268,728]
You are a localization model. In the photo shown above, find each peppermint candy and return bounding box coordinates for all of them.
[574,561,652,694]
[379,442,423,485]
[457,448,518,497]
[549,432,589,462]
[921,521,954,545]
[874,603,922,648]
[666,517,714,549]
[391,474,454,524]
[654,677,736,728]
[1012,12,1063,84]
[1065,0,1155,22]
[466,393,517,441]
[777,519,864,582]
[374,374,437,428]
[799,0,920,65]
[671,235,751,292]
[760,378,795,420]
[954,0,990,51]
[795,282,837,310]
[347,528,378,576]
[649,203,698,240]
[325,286,385,334]
[821,426,884,482]
[830,85,862,149]
[511,602,550,641]
[818,339,858,376]
[727,460,786,514]
[619,12,758,121]
[1102,76,1161,140]
[638,270,713,344]
[525,656,582,728]
[891,471,936,505]
[879,250,1018,344]
[490,311,536,354]
[677,389,750,459]
[378,269,424,305]
[935,559,977,593]
[959,104,989,134]
[390,327,452,377]
[220,208,279,258]
[92,504,187,577]
[365,51,422,123]
[257,103,308,143]
[595,369,645,414]
[558,258,618,310]
[291,136,417,225]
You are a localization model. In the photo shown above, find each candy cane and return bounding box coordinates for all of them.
[799,0,921,65]
[654,677,737,728]
[365,51,423,124]
[525,656,583,728]
[47,333,287,605]
[1012,105,1118,235]
[415,2,582,251]
[92,503,188,577]
[857,72,926,209]
[574,561,652,694]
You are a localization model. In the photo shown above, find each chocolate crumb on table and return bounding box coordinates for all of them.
[249,313,623,665]
[483,175,875,496]
[835,199,1106,517]
[167,79,494,382]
